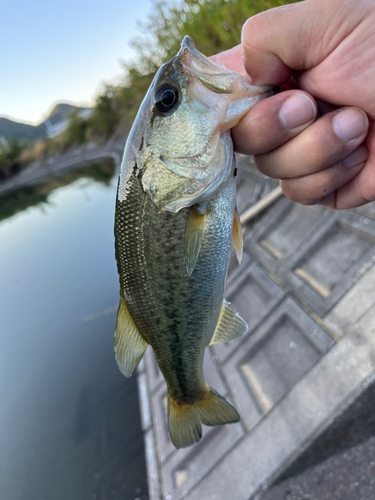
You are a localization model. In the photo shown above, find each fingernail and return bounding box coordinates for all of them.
[333,109,368,142]
[279,95,316,130]
[342,146,368,168]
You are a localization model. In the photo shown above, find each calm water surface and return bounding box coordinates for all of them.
[0,162,148,500]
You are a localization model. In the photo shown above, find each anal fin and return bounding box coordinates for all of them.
[184,207,208,277]
[114,295,148,377]
[232,207,243,264]
[210,300,248,345]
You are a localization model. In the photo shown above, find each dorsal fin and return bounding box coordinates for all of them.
[232,207,243,264]
[114,296,148,377]
[210,300,248,345]
[184,207,208,277]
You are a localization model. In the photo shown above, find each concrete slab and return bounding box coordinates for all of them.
[278,212,375,316]
[246,200,330,274]
[355,201,375,219]
[324,262,375,338]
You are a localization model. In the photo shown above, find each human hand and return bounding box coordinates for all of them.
[212,0,375,209]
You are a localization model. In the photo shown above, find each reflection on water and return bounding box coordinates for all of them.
[0,159,115,222]
[0,160,148,500]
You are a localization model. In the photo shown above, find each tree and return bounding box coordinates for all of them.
[89,85,120,139]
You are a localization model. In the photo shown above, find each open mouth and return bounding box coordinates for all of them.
[179,36,273,97]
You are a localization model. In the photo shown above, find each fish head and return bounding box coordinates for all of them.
[118,36,275,212]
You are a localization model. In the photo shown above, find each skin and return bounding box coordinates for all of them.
[211,0,375,209]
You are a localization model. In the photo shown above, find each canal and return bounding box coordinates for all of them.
[0,161,148,500]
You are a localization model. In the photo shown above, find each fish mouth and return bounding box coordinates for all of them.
[179,36,211,67]
[178,36,273,97]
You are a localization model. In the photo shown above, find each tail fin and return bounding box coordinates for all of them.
[196,387,240,427]
[168,387,240,449]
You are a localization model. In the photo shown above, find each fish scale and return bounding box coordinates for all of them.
[115,172,235,401]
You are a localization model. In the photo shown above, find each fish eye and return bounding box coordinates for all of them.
[154,84,179,115]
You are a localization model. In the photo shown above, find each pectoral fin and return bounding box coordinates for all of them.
[114,296,148,377]
[184,207,208,277]
[232,207,243,264]
[210,300,248,345]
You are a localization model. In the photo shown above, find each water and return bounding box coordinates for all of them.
[0,162,148,500]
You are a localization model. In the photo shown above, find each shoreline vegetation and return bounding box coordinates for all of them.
[0,0,299,184]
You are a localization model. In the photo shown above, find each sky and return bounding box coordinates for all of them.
[0,0,154,125]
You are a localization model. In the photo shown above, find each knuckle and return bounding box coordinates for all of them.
[279,179,298,201]
[280,178,321,205]
[319,192,338,210]
[254,149,292,179]
[241,116,260,152]
[253,154,274,177]
[241,14,264,52]
[313,169,333,194]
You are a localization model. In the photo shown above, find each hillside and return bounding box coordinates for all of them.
[0,103,89,142]
[0,117,46,142]
[46,103,84,126]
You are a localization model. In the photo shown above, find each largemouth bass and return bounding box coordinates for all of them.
[114,36,273,449]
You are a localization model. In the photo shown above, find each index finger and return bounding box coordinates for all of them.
[241,0,363,85]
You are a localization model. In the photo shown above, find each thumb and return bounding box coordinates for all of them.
[209,45,245,75]
[242,0,361,85]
